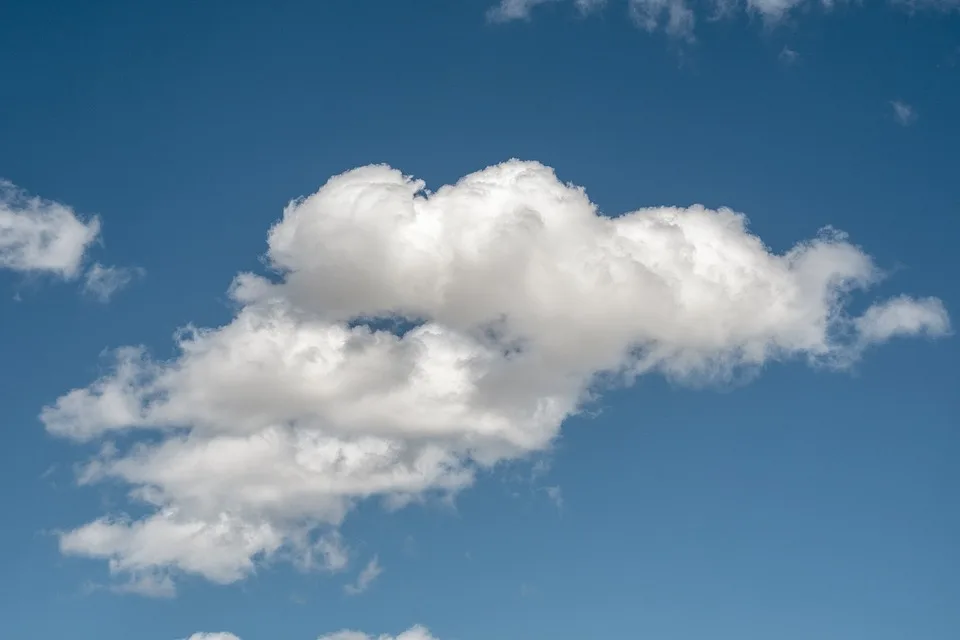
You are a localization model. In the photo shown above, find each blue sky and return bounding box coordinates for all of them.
[1,1,958,639]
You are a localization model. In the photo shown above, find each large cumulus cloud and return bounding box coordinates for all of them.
[45,160,948,592]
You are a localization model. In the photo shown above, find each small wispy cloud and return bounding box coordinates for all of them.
[302,532,349,573]
[317,626,438,640]
[779,46,799,65]
[890,100,918,126]
[402,535,418,557]
[487,0,560,22]
[890,0,960,12]
[488,0,605,23]
[545,485,564,509]
[488,0,960,41]
[576,0,608,13]
[344,556,382,595]
[112,572,176,598]
[82,263,143,302]
[83,571,176,599]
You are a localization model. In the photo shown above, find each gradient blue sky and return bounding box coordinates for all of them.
[1,1,958,639]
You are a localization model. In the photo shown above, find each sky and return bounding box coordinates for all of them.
[0,1,958,639]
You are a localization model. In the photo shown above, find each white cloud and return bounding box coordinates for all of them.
[82,263,142,302]
[488,0,960,37]
[344,556,383,595]
[0,180,100,278]
[45,159,947,591]
[186,634,242,640]
[318,626,438,640]
[891,100,918,126]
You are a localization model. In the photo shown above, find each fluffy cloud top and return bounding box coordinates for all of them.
[0,180,100,278]
[45,160,948,592]
[186,634,242,640]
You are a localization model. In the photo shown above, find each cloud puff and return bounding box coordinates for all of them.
[45,159,948,592]
[0,181,140,299]
[855,295,949,344]
[0,180,100,278]
[488,0,960,38]
[186,634,242,640]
